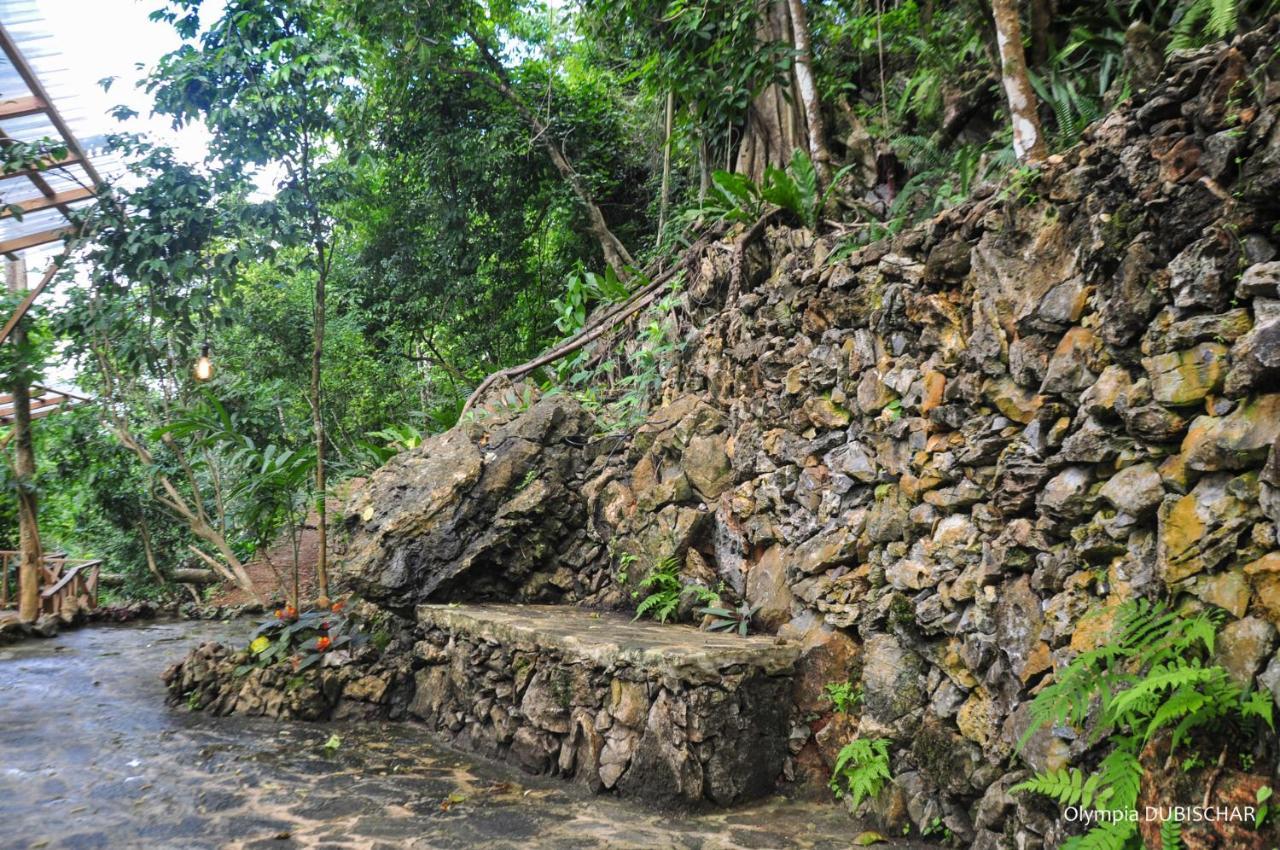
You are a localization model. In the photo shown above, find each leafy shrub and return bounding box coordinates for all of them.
[699,149,854,231]
[829,737,892,809]
[237,602,370,674]
[1012,599,1274,850]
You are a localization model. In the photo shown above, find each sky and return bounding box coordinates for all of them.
[53,0,215,165]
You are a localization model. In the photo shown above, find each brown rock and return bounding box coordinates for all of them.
[744,545,796,630]
[1182,395,1280,471]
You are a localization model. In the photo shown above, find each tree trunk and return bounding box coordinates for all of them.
[734,0,810,182]
[312,265,330,608]
[991,0,1048,162]
[786,0,832,189]
[6,259,41,623]
[137,515,165,584]
[467,31,634,278]
[1028,0,1052,67]
[658,90,675,239]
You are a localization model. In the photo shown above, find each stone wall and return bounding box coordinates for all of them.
[165,602,799,808]
[407,604,796,806]
[339,23,1280,847]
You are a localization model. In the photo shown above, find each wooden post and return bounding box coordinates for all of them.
[6,258,42,623]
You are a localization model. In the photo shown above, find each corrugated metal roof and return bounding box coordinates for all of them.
[0,0,120,260]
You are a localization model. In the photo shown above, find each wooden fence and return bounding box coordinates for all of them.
[0,552,102,616]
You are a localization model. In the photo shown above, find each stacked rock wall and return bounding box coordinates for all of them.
[166,603,799,807]
[340,24,1280,847]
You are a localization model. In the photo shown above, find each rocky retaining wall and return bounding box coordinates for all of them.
[165,603,799,807]
[338,23,1280,848]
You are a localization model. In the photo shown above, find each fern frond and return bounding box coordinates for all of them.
[1011,767,1105,809]
[1061,819,1138,850]
[1208,0,1238,37]
[1095,748,1143,811]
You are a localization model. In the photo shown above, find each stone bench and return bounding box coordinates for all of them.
[407,603,800,806]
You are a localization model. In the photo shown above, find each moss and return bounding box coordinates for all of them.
[910,721,971,793]
[552,667,573,709]
[888,592,916,629]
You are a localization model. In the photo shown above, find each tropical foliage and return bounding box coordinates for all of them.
[5,0,1279,605]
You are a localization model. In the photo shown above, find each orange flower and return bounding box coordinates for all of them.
[316,636,332,652]
[330,600,344,613]
[275,608,286,620]
[284,605,298,620]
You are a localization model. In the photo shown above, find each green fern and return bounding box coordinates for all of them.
[1170,0,1241,51]
[1160,816,1183,850]
[1095,749,1142,811]
[1011,767,1107,809]
[1061,819,1138,850]
[632,554,686,624]
[1014,599,1273,850]
[829,738,892,809]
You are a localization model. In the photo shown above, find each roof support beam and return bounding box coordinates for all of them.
[0,22,104,190]
[0,187,94,218]
[0,155,84,183]
[0,226,73,255]
[0,95,45,119]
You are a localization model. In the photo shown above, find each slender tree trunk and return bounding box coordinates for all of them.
[698,129,711,201]
[658,90,674,239]
[1028,0,1052,67]
[991,0,1048,162]
[311,265,330,608]
[138,515,164,584]
[6,260,41,623]
[467,31,634,278]
[786,0,832,189]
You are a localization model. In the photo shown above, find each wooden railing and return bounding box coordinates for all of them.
[0,552,101,616]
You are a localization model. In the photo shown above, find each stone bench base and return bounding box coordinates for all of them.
[407,603,799,806]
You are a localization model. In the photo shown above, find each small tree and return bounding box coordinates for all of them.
[149,0,365,605]
[57,139,264,601]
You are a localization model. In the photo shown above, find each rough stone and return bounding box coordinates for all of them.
[1098,462,1164,517]
[1142,342,1228,406]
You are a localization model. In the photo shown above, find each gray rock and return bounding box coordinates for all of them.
[1224,318,1280,396]
[1238,261,1280,299]
[345,396,595,608]
[1098,462,1164,517]
[860,633,925,727]
[1037,466,1094,521]
[1213,617,1278,686]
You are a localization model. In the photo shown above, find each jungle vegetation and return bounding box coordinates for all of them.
[3,0,1277,603]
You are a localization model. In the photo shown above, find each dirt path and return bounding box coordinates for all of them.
[0,620,935,850]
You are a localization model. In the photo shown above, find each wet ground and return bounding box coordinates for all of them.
[0,619,931,850]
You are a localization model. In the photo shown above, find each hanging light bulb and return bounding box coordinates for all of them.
[194,342,214,382]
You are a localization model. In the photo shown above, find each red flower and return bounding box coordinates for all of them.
[316,636,332,652]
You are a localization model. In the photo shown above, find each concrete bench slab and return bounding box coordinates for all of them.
[408,603,801,806]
